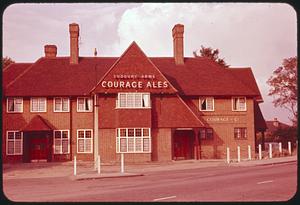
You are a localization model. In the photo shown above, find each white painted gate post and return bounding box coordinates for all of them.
[74,156,77,176]
[258,144,262,160]
[279,142,282,154]
[121,153,125,173]
[248,145,251,160]
[269,143,272,159]
[288,141,292,155]
[97,155,101,174]
[237,146,240,162]
[226,147,230,163]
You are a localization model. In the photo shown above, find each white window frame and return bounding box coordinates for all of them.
[116,128,151,153]
[6,131,23,155]
[199,97,214,111]
[7,97,23,113]
[53,130,70,154]
[232,97,247,111]
[234,127,247,139]
[30,97,47,112]
[77,97,93,112]
[116,92,151,109]
[53,97,70,112]
[77,129,93,153]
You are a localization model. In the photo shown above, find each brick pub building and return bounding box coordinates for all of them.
[2,23,267,163]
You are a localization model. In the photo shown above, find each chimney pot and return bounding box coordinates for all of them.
[172,24,184,65]
[44,45,57,58]
[69,23,79,64]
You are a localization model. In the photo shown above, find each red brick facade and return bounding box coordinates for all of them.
[2,23,266,163]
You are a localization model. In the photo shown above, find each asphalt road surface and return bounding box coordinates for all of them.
[3,161,297,202]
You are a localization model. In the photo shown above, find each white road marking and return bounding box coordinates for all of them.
[257,180,274,185]
[153,195,177,201]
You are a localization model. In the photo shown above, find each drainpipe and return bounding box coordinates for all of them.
[93,93,99,169]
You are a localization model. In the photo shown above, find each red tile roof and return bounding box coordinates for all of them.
[4,44,262,98]
[227,68,263,102]
[3,63,33,87]
[21,115,56,131]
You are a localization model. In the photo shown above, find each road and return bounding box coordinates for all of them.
[3,161,297,202]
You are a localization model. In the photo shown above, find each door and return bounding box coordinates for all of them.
[30,136,48,160]
[173,130,194,160]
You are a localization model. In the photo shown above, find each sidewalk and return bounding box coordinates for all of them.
[2,155,297,181]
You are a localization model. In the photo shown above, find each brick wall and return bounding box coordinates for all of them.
[2,97,94,162]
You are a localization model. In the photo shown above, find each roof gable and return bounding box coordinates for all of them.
[21,115,56,131]
[91,42,177,94]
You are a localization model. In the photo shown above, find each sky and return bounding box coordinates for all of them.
[3,3,297,125]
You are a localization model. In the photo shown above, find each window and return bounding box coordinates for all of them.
[199,128,213,140]
[77,129,93,153]
[200,97,214,111]
[232,97,246,111]
[7,97,23,113]
[77,97,92,112]
[117,93,150,108]
[234,128,247,139]
[54,97,69,112]
[6,131,23,155]
[30,97,47,112]
[116,128,151,153]
[53,130,70,154]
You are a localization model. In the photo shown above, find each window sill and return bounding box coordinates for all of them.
[115,107,151,109]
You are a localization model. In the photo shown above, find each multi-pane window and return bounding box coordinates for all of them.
[117,93,150,108]
[232,97,246,111]
[200,97,214,111]
[77,97,92,112]
[53,130,70,154]
[199,128,213,140]
[234,128,247,139]
[31,97,47,112]
[6,131,23,155]
[7,97,23,113]
[77,129,93,153]
[54,97,69,112]
[116,128,151,153]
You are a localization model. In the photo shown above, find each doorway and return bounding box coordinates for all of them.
[23,131,52,162]
[173,130,194,160]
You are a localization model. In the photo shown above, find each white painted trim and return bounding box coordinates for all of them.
[53,97,70,113]
[77,97,93,112]
[53,130,70,154]
[199,97,214,111]
[6,131,23,155]
[6,97,23,113]
[116,128,151,153]
[30,97,47,113]
[175,128,193,130]
[116,92,151,109]
[77,129,93,153]
[234,127,247,139]
[231,97,247,111]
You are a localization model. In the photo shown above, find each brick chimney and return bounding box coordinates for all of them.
[69,23,79,64]
[44,45,57,58]
[172,24,184,65]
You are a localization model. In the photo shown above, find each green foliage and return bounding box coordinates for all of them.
[272,126,297,148]
[2,56,15,69]
[267,57,297,125]
[193,45,229,67]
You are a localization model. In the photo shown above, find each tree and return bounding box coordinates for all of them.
[267,57,297,125]
[2,56,15,69]
[193,45,229,67]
